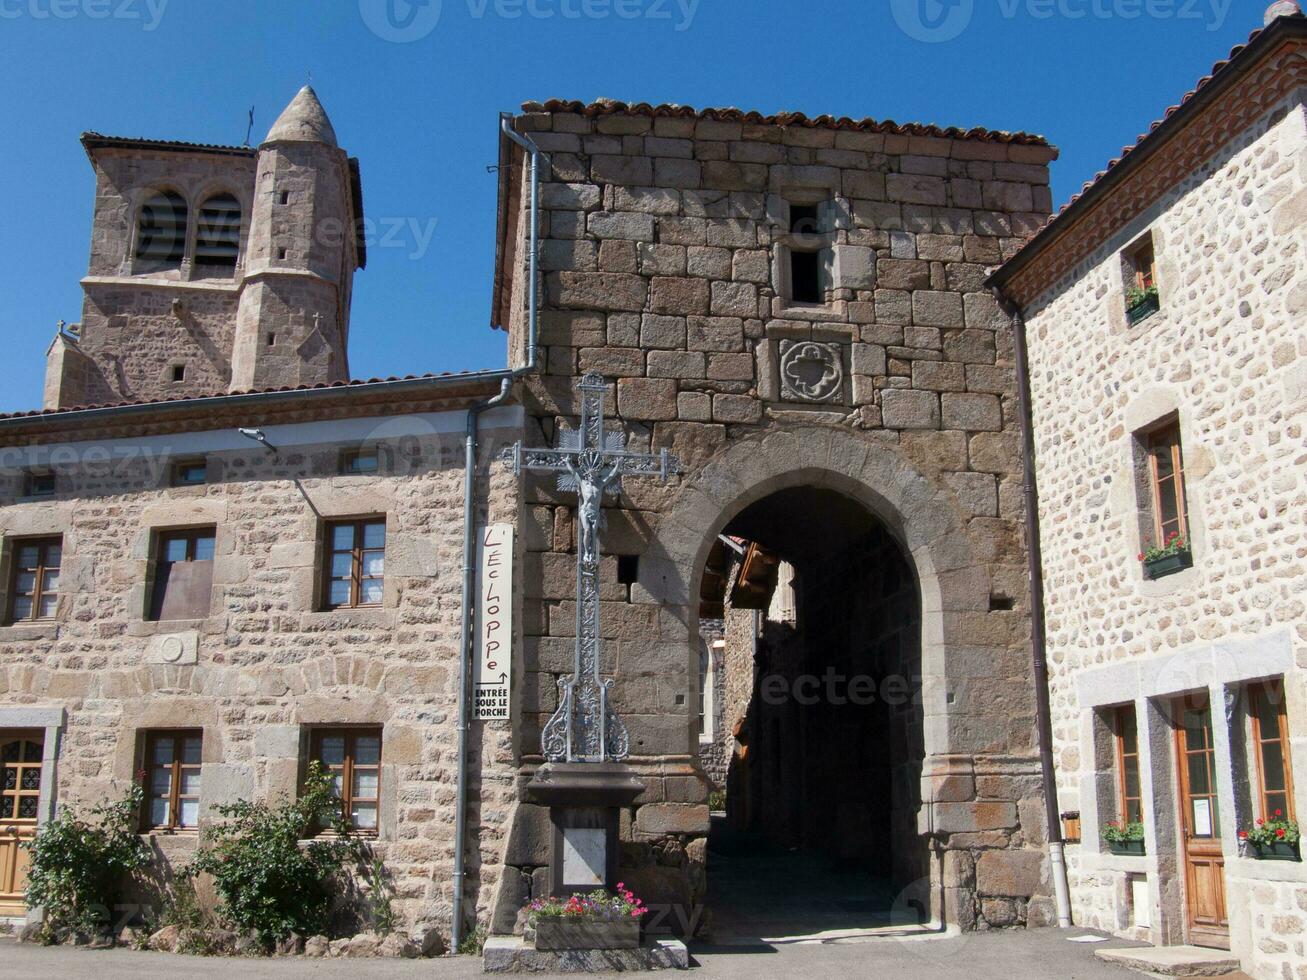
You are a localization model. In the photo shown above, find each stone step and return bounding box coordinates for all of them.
[1094,945,1242,977]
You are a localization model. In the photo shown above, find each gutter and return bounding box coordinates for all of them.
[451,115,544,952]
[994,287,1073,929]
[0,370,515,436]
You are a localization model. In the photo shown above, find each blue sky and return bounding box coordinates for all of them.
[0,0,1263,412]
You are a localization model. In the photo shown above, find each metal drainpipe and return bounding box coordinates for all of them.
[450,117,543,952]
[995,288,1073,929]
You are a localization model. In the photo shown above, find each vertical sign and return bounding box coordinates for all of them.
[474,523,513,720]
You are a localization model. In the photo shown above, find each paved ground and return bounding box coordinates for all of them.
[0,929,1145,979]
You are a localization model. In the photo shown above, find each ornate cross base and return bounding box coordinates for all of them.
[527,762,645,898]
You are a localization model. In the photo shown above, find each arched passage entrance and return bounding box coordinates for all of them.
[637,424,1045,937]
[700,485,928,939]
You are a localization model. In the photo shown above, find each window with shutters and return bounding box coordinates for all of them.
[135,190,188,268]
[149,528,216,621]
[1250,681,1295,824]
[142,730,202,831]
[310,728,381,834]
[1113,705,1143,825]
[6,537,61,624]
[1146,421,1190,551]
[194,193,241,275]
[322,519,385,610]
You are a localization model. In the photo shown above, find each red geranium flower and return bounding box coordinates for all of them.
[1277,828,1287,839]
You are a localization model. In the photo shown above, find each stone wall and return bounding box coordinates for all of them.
[499,105,1060,931]
[0,410,521,941]
[1020,95,1307,976]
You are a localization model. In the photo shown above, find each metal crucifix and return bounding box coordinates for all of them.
[502,373,681,763]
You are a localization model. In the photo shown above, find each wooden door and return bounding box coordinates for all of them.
[0,733,44,916]
[1174,696,1229,949]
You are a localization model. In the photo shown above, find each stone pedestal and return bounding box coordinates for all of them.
[527,762,645,898]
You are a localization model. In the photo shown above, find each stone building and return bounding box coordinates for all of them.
[0,89,526,936]
[989,5,1307,975]
[0,79,1067,941]
[489,98,1062,932]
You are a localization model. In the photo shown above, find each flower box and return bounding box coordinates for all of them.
[1249,842,1300,862]
[1143,549,1192,580]
[1127,291,1161,325]
[532,917,641,951]
[1107,839,1146,857]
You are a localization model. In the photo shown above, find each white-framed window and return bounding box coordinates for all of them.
[699,638,722,744]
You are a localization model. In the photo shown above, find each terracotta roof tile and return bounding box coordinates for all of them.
[522,99,1051,146]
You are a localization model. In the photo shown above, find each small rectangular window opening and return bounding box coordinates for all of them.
[278,190,290,206]
[277,247,288,260]
[24,470,55,498]
[171,459,208,487]
[340,450,380,475]
[790,250,821,304]
[171,365,186,383]
[617,555,640,586]
[267,333,276,347]
[989,595,1015,612]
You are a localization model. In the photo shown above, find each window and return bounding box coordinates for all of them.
[150,528,216,621]
[339,449,379,475]
[1113,705,1143,825]
[310,728,381,833]
[1124,235,1160,324]
[323,519,385,609]
[617,555,639,586]
[170,459,207,487]
[7,537,60,624]
[1146,421,1190,550]
[194,193,241,273]
[1251,681,1294,822]
[135,190,188,266]
[0,735,43,822]
[23,470,55,498]
[788,203,823,304]
[171,364,186,383]
[1131,240,1156,291]
[142,730,202,831]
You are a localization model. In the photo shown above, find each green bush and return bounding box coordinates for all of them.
[187,761,361,950]
[24,783,152,941]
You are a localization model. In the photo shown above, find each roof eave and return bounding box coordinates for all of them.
[0,370,514,438]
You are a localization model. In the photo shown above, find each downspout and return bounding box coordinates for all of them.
[451,117,543,952]
[994,288,1073,930]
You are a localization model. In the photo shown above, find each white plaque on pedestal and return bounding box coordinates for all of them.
[561,827,606,887]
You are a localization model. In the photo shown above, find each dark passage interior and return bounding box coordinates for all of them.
[698,486,928,939]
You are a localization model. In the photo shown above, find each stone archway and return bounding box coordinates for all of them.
[640,424,1050,932]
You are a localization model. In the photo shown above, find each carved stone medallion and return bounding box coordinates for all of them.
[779,340,844,403]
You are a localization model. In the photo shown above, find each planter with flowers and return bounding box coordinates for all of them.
[524,886,646,951]
[1240,813,1300,861]
[1102,820,1147,856]
[1126,285,1161,325]
[1139,533,1192,581]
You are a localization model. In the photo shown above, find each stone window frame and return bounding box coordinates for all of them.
[168,457,209,489]
[769,192,844,321]
[2,535,62,626]
[319,516,387,611]
[1120,232,1159,307]
[139,728,204,834]
[1131,415,1191,556]
[304,725,384,837]
[1242,678,1297,826]
[145,524,218,623]
[21,469,56,499]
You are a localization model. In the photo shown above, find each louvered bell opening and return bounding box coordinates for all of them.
[135,191,188,265]
[195,194,241,272]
